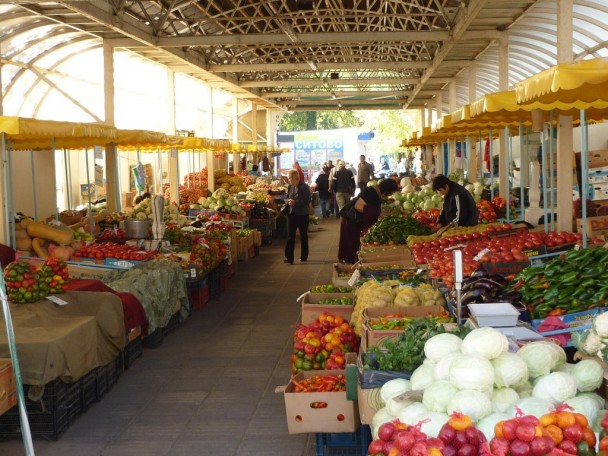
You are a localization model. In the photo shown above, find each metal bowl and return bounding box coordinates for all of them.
[124,220,152,239]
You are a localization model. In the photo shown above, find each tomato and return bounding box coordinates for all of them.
[544,424,563,445]
[562,424,583,443]
[582,427,596,447]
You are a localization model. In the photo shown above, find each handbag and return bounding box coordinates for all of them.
[339,197,362,224]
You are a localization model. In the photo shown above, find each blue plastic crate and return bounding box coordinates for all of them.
[315,425,372,456]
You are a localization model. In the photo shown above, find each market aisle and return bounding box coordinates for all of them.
[2,216,342,456]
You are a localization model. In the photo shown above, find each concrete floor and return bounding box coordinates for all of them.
[1,216,342,456]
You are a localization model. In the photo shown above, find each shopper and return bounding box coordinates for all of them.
[327,160,339,217]
[249,164,260,176]
[338,179,399,264]
[284,169,311,264]
[293,161,306,185]
[332,160,356,212]
[315,166,332,218]
[432,174,479,230]
[357,155,374,191]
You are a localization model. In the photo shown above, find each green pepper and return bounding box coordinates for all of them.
[560,271,579,285]
[581,263,606,279]
[543,287,560,301]
[558,286,575,301]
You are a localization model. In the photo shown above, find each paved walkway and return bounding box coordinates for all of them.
[2,216,342,456]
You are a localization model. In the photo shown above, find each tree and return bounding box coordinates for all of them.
[279,110,362,131]
[355,110,416,164]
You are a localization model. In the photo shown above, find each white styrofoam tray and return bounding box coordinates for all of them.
[468,302,520,327]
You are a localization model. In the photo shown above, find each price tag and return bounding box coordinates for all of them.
[190,267,196,278]
[46,295,69,306]
[473,248,491,261]
[347,269,360,287]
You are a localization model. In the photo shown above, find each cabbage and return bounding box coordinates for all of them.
[449,354,495,392]
[387,394,418,417]
[555,362,576,374]
[513,381,534,398]
[424,333,463,363]
[576,392,606,410]
[492,388,520,413]
[447,389,493,422]
[565,395,603,424]
[461,327,509,360]
[532,372,578,405]
[491,352,529,387]
[517,341,567,378]
[397,402,428,425]
[572,359,604,392]
[419,411,450,438]
[371,407,396,439]
[477,412,511,440]
[434,353,460,381]
[411,364,436,390]
[422,380,459,413]
[511,396,553,417]
[380,378,412,405]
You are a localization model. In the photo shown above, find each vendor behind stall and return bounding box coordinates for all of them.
[432,174,479,231]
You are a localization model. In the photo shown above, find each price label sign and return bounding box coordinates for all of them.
[348,269,360,287]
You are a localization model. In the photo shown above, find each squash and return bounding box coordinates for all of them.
[32,237,49,259]
[16,237,32,252]
[26,221,74,245]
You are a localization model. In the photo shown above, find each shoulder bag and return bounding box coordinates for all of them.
[339,197,362,224]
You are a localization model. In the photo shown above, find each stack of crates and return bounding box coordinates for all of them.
[315,425,372,456]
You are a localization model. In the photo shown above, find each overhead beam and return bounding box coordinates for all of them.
[51,1,282,109]
[406,0,490,108]
[210,60,470,73]
[240,77,422,88]
[154,30,500,47]
[261,90,413,99]
[279,98,408,107]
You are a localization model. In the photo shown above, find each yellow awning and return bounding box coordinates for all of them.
[0,116,118,150]
[515,58,608,109]
[178,137,232,152]
[113,129,184,151]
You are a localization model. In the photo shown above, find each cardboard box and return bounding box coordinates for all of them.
[333,263,355,287]
[357,384,383,425]
[531,307,608,347]
[0,359,16,417]
[361,306,447,351]
[593,183,608,201]
[589,150,608,168]
[300,293,354,325]
[283,370,359,434]
[576,215,608,237]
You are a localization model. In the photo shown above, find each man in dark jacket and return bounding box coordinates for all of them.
[332,160,356,212]
[432,174,479,229]
[315,166,332,218]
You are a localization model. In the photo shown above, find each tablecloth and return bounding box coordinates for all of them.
[67,278,148,334]
[0,291,125,385]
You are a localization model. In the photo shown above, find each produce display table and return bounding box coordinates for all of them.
[0,291,125,386]
[67,278,148,334]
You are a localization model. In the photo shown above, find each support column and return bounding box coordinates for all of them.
[554,0,574,230]
[467,136,478,181]
[232,96,239,173]
[102,40,118,212]
[498,33,509,198]
[169,148,179,205]
[468,64,477,104]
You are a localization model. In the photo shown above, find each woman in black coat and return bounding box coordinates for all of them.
[432,174,479,229]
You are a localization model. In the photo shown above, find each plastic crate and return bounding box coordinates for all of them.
[250,219,273,237]
[0,378,81,441]
[208,266,221,299]
[315,425,372,456]
[143,328,164,348]
[79,370,97,413]
[123,335,143,369]
[163,313,181,337]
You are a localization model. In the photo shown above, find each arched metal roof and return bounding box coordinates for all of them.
[2,1,608,115]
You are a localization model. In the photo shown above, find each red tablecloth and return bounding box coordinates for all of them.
[67,278,149,335]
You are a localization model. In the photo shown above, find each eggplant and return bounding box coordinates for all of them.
[496,290,523,303]
[488,275,509,286]
[470,268,489,279]
[461,289,486,305]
